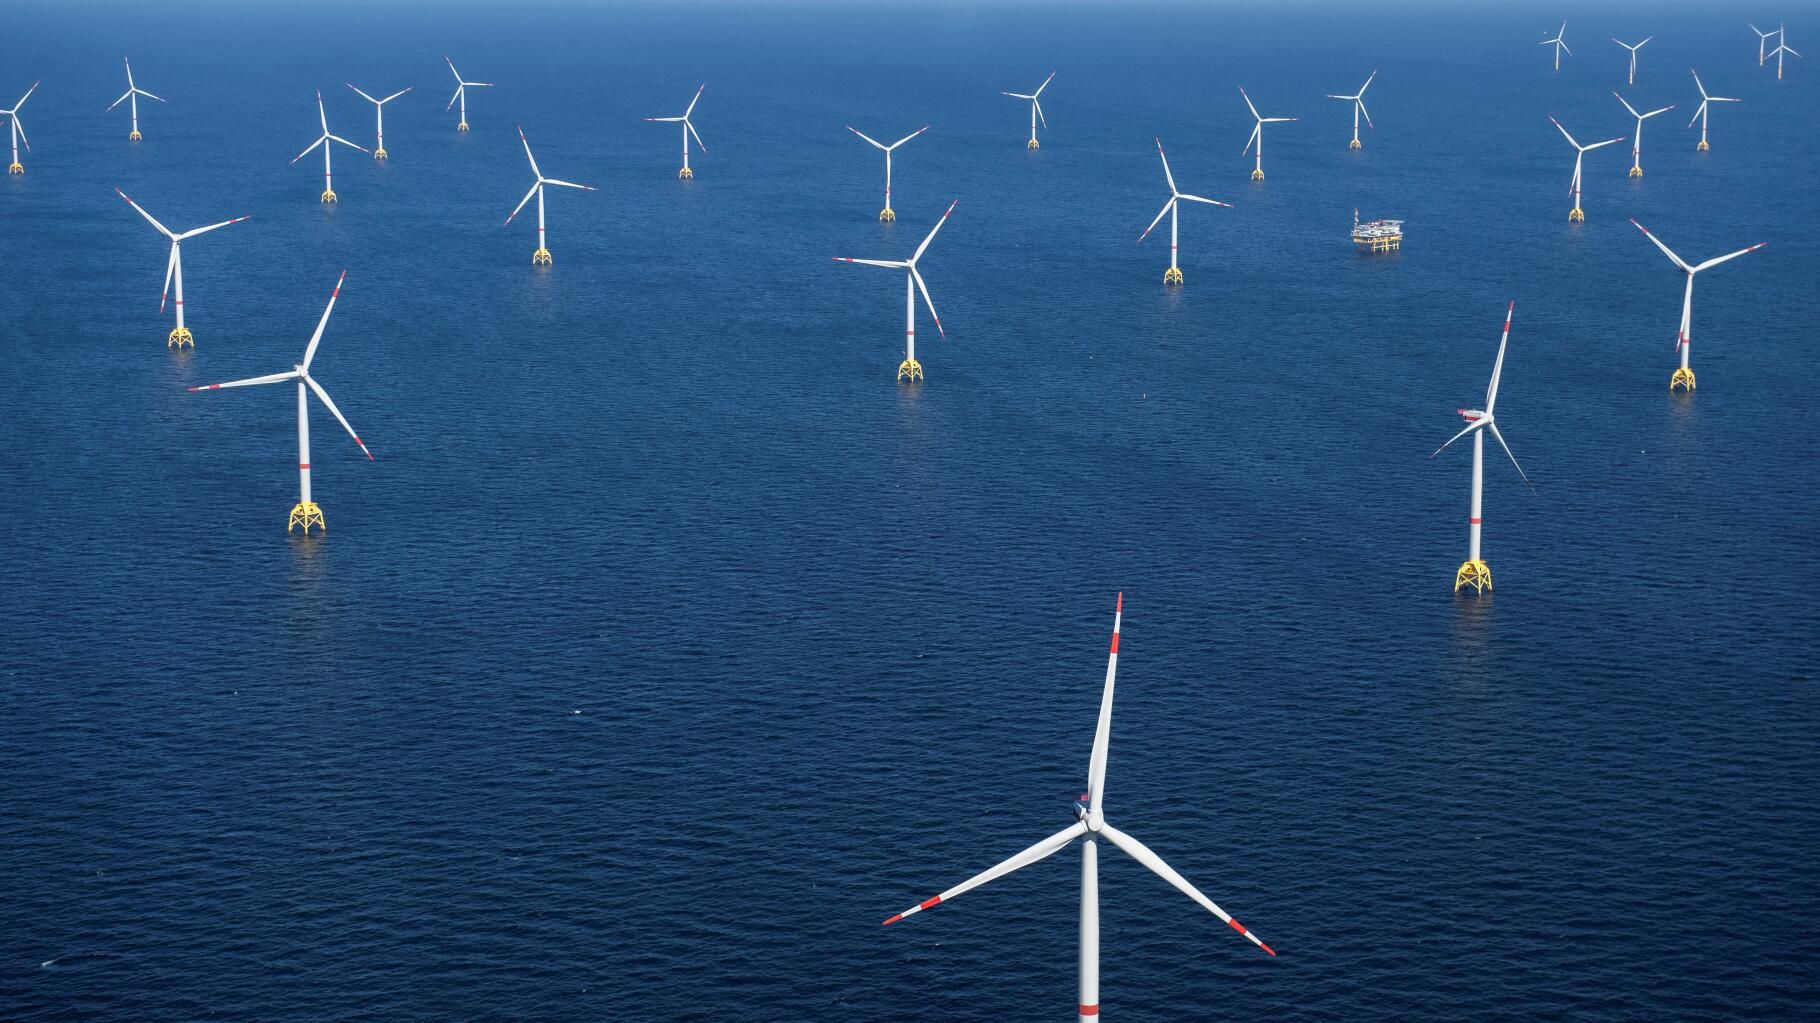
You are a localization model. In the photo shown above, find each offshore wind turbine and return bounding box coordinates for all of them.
[1432,302,1532,593]
[1750,24,1777,65]
[882,594,1277,1023]
[107,57,164,141]
[1613,92,1674,177]
[506,126,597,266]
[1541,21,1572,71]
[846,123,928,222]
[1239,86,1296,180]
[3,81,38,174]
[189,271,374,534]
[1630,220,1767,392]
[444,57,492,132]
[1768,25,1802,80]
[115,189,248,349]
[1324,69,1376,149]
[346,84,411,159]
[831,199,956,382]
[290,90,367,203]
[1138,137,1233,285]
[645,83,707,179]
[1613,37,1652,85]
[1001,71,1055,149]
[1548,116,1624,222]
[1687,69,1739,151]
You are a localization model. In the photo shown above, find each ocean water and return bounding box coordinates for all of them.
[3,2,1818,1020]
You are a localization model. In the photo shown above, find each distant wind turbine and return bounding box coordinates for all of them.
[1324,69,1376,149]
[1001,71,1055,149]
[444,57,492,132]
[506,126,597,266]
[846,123,928,222]
[1138,137,1233,285]
[1239,86,1296,180]
[115,189,249,349]
[1541,21,1572,71]
[1432,302,1532,593]
[1612,92,1674,177]
[346,84,411,159]
[3,81,39,175]
[107,57,164,141]
[832,199,957,382]
[645,83,707,179]
[1548,116,1623,222]
[1751,23,1777,65]
[1612,36,1652,85]
[289,90,368,203]
[1630,220,1767,392]
[1768,25,1801,80]
[1686,69,1739,151]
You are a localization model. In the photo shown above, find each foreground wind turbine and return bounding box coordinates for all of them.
[645,83,707,179]
[1541,21,1572,71]
[107,57,164,141]
[1239,87,1296,180]
[1138,137,1233,285]
[346,84,411,159]
[189,271,374,534]
[1686,69,1739,151]
[1613,37,1652,85]
[847,123,928,222]
[1769,24,1798,79]
[1001,71,1055,149]
[1613,92,1674,177]
[1324,69,1376,149]
[1750,23,1777,65]
[1432,302,1532,593]
[1630,220,1766,392]
[290,90,368,203]
[883,594,1276,1022]
[1548,116,1624,222]
[506,126,597,266]
[444,57,492,132]
[3,81,38,174]
[115,189,248,348]
[832,199,957,382]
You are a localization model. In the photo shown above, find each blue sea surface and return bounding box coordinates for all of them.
[3,2,1818,1020]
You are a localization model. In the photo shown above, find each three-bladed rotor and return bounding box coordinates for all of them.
[1432,302,1532,490]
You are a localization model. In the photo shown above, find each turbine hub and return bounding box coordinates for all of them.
[1085,809,1105,833]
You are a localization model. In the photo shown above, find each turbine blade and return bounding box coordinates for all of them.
[348,84,379,104]
[1086,593,1121,815]
[687,118,708,153]
[1584,136,1625,150]
[542,178,596,191]
[518,125,542,178]
[300,271,347,373]
[107,89,133,111]
[911,267,944,338]
[1486,423,1533,491]
[830,257,909,269]
[1100,823,1276,956]
[1431,420,1482,459]
[1692,242,1766,273]
[328,135,370,152]
[160,243,176,313]
[1177,194,1233,207]
[846,125,886,150]
[1549,116,1580,148]
[137,89,165,103]
[1628,220,1693,272]
[1239,86,1261,120]
[381,88,413,104]
[1033,99,1047,130]
[189,370,299,391]
[447,85,462,111]
[1360,69,1377,94]
[684,82,706,118]
[1358,98,1373,128]
[304,375,374,460]
[1242,122,1260,156]
[881,821,1088,925]
[290,135,327,164]
[889,125,930,149]
[316,90,328,134]
[116,188,174,238]
[506,181,540,225]
[911,199,957,264]
[445,56,463,82]
[1154,137,1178,192]
[177,215,251,241]
[1034,71,1056,96]
[1485,301,1514,414]
[1614,92,1641,118]
[1138,199,1174,242]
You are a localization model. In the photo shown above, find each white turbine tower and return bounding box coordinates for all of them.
[1548,116,1624,222]
[1239,86,1296,180]
[883,594,1277,1023]
[1324,69,1376,149]
[115,189,248,349]
[1630,220,1767,393]
[290,89,368,203]
[346,84,411,159]
[189,271,375,534]
[831,199,957,382]
[506,126,597,266]
[107,57,164,141]
[1613,92,1674,177]
[846,123,928,222]
[645,83,707,179]
[3,81,39,175]
[1769,24,1798,79]
[1138,137,1233,285]
[444,57,492,132]
[1686,69,1739,151]
[1611,37,1652,85]
[1001,71,1055,149]
[1541,21,1572,71]
[1432,302,1532,593]
[1751,23,1777,66]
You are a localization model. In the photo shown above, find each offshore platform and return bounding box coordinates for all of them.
[1352,209,1404,252]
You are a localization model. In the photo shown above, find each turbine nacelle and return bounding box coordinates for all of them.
[1457,408,1487,423]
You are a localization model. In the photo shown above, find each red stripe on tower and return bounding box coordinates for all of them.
[1471,517,1481,524]
[1079,1005,1100,1017]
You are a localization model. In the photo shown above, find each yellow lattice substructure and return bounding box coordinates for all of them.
[533,248,552,266]
[1629,166,1644,178]
[897,358,923,383]
[289,502,325,534]
[1670,368,1696,392]
[678,166,694,179]
[1454,560,1492,593]
[1354,235,1400,253]
[1027,139,1040,150]
[458,121,470,133]
[321,189,338,204]
[1251,168,1265,181]
[879,207,895,222]
[168,327,194,349]
[1569,207,1585,222]
[8,161,21,174]
[375,147,388,160]
[1697,140,1710,152]
[1164,266,1183,285]
[130,130,142,141]
[1350,138,1362,150]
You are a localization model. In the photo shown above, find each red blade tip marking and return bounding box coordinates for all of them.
[881,914,902,926]
[918,896,941,911]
